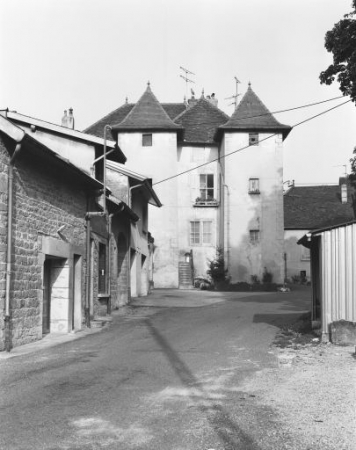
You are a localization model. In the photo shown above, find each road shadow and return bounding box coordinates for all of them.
[144,318,262,450]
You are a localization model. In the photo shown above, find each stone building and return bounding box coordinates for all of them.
[0,110,160,350]
[0,115,102,350]
[86,83,291,287]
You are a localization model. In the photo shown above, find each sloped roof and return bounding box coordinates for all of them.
[111,83,183,133]
[174,97,229,144]
[216,84,291,140]
[85,102,186,140]
[284,185,355,229]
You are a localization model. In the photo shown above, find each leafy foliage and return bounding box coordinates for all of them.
[207,247,228,285]
[319,1,356,103]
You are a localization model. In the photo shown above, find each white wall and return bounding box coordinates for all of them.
[284,229,311,281]
[176,144,220,278]
[222,132,285,283]
[118,132,179,287]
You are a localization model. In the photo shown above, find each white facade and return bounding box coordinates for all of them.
[221,132,285,283]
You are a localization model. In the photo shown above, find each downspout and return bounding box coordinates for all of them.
[107,213,114,314]
[5,141,24,352]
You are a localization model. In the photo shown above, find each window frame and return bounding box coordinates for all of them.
[248,178,260,194]
[142,133,153,147]
[249,230,260,244]
[190,220,213,246]
[249,132,259,146]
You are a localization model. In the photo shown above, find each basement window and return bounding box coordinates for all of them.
[142,133,152,147]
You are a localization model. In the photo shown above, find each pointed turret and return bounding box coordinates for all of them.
[111,83,183,135]
[216,84,291,140]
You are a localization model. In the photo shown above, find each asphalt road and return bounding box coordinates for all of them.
[0,289,310,450]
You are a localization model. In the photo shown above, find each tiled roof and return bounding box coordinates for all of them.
[217,85,291,140]
[284,185,355,229]
[174,97,229,144]
[84,102,186,139]
[112,84,183,132]
[162,103,187,120]
[84,104,134,140]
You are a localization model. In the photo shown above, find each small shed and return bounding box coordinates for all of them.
[298,220,356,342]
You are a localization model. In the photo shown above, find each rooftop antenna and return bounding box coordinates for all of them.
[333,164,348,176]
[180,66,195,99]
[225,76,241,110]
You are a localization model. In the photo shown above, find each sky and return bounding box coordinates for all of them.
[1,0,356,185]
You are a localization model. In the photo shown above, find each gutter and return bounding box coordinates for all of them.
[5,140,24,351]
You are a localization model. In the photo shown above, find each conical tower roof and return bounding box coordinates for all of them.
[216,84,291,140]
[112,83,183,133]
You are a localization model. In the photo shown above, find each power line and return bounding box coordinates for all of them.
[176,95,345,127]
[153,99,351,186]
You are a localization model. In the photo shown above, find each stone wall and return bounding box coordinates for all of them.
[0,136,88,350]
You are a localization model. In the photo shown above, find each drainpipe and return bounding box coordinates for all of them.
[223,183,230,270]
[107,213,114,314]
[5,141,24,352]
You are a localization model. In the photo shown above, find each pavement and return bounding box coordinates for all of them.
[0,288,287,360]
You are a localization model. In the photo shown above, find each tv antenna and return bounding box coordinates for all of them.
[225,76,241,110]
[180,66,195,99]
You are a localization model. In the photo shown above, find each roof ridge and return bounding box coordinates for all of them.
[84,103,134,132]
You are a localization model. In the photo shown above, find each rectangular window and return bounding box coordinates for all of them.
[190,220,213,245]
[190,221,201,245]
[301,246,310,261]
[249,178,260,194]
[199,174,214,201]
[98,243,107,293]
[249,230,260,244]
[249,132,259,146]
[142,133,152,147]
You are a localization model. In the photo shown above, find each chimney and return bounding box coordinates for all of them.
[208,93,218,107]
[339,177,348,204]
[61,110,68,127]
[61,108,75,129]
[67,108,75,129]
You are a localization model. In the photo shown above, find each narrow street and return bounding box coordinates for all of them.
[0,288,353,450]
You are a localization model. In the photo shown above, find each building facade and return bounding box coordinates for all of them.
[86,83,292,287]
[284,180,355,283]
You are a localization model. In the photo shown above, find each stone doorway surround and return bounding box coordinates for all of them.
[39,235,84,334]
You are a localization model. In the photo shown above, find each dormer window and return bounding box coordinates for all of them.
[142,133,152,147]
[249,133,259,146]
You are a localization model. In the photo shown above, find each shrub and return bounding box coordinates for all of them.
[262,267,273,284]
[207,247,228,287]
